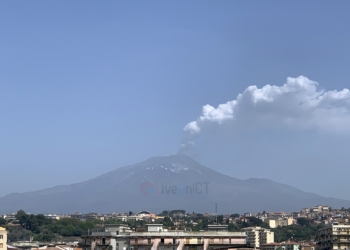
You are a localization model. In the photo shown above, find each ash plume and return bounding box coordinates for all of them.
[180,76,350,152]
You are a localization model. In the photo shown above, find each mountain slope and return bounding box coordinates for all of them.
[0,154,349,214]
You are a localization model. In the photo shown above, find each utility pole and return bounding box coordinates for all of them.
[215,202,218,224]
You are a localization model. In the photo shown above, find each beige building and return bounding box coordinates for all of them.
[266,219,278,229]
[278,218,293,227]
[242,227,274,248]
[0,227,7,250]
[316,224,350,250]
[266,218,293,229]
[313,206,329,214]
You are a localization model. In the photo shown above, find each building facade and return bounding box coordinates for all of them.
[129,231,246,250]
[0,227,7,250]
[266,218,293,229]
[81,224,247,250]
[316,224,350,250]
[242,227,274,248]
[81,224,132,250]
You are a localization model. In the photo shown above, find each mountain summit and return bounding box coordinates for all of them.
[0,154,349,214]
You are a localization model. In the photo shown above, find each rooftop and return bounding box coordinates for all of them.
[128,231,246,237]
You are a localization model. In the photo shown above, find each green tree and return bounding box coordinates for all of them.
[217,215,224,224]
[0,218,6,226]
[297,218,311,227]
[163,217,174,227]
[230,213,240,218]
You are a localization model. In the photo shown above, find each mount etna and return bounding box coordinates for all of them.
[0,154,348,214]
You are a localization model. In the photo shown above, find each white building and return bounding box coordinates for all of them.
[243,227,274,248]
[316,224,350,250]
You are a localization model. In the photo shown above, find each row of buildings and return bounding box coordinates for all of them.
[80,223,350,250]
[1,212,163,223]
[236,206,349,229]
[1,205,346,227]
[3,222,350,250]
[81,224,248,250]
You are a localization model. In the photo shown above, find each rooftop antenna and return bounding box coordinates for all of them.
[215,202,218,224]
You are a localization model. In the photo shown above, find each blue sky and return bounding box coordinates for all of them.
[1,1,350,200]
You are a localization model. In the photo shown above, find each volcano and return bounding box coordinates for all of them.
[0,154,349,214]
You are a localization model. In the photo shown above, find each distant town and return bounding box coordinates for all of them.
[1,205,350,250]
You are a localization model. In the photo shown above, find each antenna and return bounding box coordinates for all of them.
[215,202,218,224]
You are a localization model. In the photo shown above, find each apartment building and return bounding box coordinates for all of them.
[129,230,246,250]
[242,227,274,248]
[81,224,247,250]
[44,214,60,220]
[2,213,16,221]
[313,206,330,214]
[0,227,7,250]
[316,223,350,250]
[266,218,293,229]
[81,224,132,250]
[278,218,294,227]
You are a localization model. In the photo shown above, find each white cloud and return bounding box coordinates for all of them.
[183,76,350,138]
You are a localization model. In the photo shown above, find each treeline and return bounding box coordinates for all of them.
[272,218,325,242]
[5,210,152,242]
[157,210,186,216]
[7,210,101,242]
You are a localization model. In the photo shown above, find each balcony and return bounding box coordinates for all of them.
[130,239,153,246]
[80,243,92,247]
[333,239,350,243]
[131,243,153,246]
[91,232,117,237]
[97,242,111,246]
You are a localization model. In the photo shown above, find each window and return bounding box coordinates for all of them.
[148,238,151,244]
[0,243,3,249]
[0,236,3,239]
[161,238,164,244]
